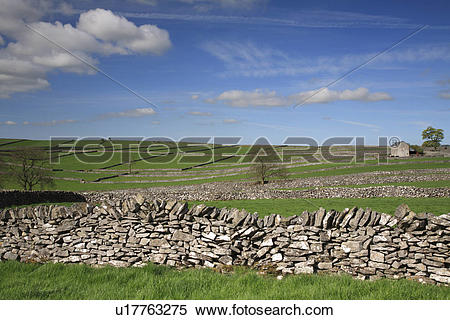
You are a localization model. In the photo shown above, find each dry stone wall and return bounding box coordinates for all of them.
[0,195,449,285]
[0,191,86,209]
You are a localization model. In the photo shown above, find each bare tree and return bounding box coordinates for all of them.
[9,148,55,191]
[250,157,288,185]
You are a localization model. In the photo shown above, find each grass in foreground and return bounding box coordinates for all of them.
[190,197,450,217]
[0,261,448,300]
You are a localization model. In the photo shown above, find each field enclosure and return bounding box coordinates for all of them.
[1,138,448,192]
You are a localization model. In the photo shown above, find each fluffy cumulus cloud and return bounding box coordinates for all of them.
[77,9,171,55]
[207,87,392,107]
[0,0,172,98]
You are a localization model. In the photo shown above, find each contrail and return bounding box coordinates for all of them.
[25,23,159,109]
[292,25,428,109]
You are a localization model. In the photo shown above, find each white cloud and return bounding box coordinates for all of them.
[203,98,216,104]
[215,89,287,107]
[335,120,380,129]
[120,9,435,30]
[56,2,78,16]
[191,94,200,100]
[130,0,264,10]
[202,41,450,78]
[409,121,431,127]
[98,107,156,119]
[177,0,263,9]
[23,119,78,126]
[77,9,171,55]
[129,0,158,6]
[437,78,450,99]
[202,41,332,78]
[188,111,212,116]
[0,120,16,125]
[207,87,392,107]
[245,121,301,132]
[290,87,393,104]
[223,118,239,124]
[0,74,49,98]
[323,117,380,129]
[439,91,450,99]
[437,79,450,86]
[0,1,172,98]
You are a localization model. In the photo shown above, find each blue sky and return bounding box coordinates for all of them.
[0,0,449,145]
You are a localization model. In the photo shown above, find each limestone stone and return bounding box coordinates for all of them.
[219,255,233,265]
[318,262,333,269]
[217,235,231,242]
[341,241,362,253]
[172,230,194,242]
[322,210,335,229]
[370,251,385,263]
[289,241,309,250]
[395,203,410,220]
[314,208,326,227]
[109,260,130,267]
[3,252,18,260]
[294,262,314,274]
[271,253,283,262]
[260,238,274,247]
[349,208,365,229]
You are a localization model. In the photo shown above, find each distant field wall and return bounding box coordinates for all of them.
[0,195,448,285]
[0,191,86,208]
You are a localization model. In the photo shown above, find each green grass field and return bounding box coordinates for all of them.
[2,160,448,191]
[1,138,449,191]
[190,197,450,217]
[0,261,448,300]
[279,180,450,190]
[1,139,449,300]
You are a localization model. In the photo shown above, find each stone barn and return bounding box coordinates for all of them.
[390,141,410,157]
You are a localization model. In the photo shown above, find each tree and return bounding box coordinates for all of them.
[422,126,444,150]
[410,144,424,156]
[9,148,55,191]
[249,157,288,185]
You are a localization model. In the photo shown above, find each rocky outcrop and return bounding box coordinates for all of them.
[0,196,448,285]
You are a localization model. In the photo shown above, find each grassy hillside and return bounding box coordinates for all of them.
[0,138,448,191]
